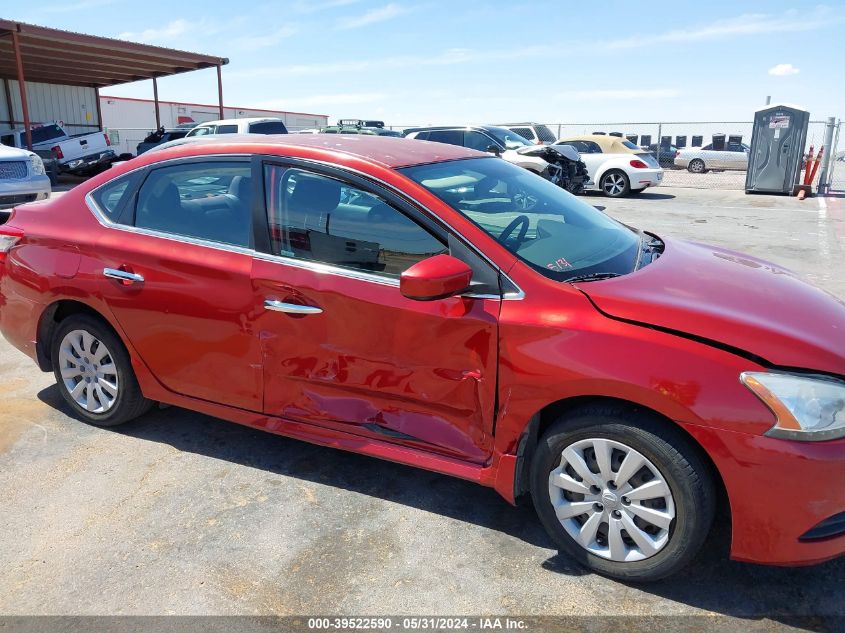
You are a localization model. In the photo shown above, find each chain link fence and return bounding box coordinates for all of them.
[389,120,842,193]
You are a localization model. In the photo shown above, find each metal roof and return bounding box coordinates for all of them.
[0,20,228,88]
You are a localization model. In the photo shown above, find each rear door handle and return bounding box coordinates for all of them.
[103,267,144,284]
[264,299,322,315]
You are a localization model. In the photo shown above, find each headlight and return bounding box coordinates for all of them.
[741,372,845,441]
[29,154,45,175]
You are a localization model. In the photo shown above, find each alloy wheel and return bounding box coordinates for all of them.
[602,173,626,196]
[548,437,676,562]
[58,329,119,414]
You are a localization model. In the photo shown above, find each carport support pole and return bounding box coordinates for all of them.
[216,64,224,119]
[11,29,32,151]
[152,77,160,130]
[817,116,836,194]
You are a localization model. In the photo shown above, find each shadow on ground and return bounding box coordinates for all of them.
[584,191,676,201]
[37,384,845,619]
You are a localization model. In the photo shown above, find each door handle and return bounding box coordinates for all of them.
[264,299,322,315]
[103,267,144,284]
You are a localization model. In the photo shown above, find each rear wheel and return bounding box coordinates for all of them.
[600,170,630,197]
[530,405,716,582]
[51,314,153,426]
[688,159,707,174]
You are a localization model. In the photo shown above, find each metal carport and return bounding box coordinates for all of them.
[0,20,228,150]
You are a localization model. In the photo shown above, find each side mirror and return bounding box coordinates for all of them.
[485,145,503,156]
[401,254,473,301]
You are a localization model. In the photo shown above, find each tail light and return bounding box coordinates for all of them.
[0,227,23,265]
[52,145,64,159]
[630,159,648,169]
[104,133,111,146]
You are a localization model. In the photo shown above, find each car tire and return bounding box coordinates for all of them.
[688,159,707,174]
[530,404,716,582]
[599,170,630,197]
[51,313,153,427]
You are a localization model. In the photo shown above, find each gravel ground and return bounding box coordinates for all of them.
[0,187,843,628]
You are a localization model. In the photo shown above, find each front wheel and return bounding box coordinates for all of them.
[600,170,630,197]
[51,314,153,426]
[530,405,715,582]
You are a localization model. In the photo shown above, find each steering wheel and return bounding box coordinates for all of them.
[498,215,530,248]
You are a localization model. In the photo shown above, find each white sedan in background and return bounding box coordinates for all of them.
[555,135,663,197]
[674,141,749,173]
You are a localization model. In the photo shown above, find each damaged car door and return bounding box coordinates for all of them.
[252,162,500,463]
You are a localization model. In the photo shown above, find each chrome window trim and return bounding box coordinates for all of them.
[84,151,525,300]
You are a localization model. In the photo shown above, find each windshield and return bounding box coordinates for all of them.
[401,158,641,281]
[484,127,533,150]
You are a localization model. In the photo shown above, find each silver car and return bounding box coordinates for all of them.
[0,143,51,209]
[674,141,749,173]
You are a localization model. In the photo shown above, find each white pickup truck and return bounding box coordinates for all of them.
[0,122,116,176]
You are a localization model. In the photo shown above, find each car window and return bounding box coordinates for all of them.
[216,124,238,134]
[410,131,429,140]
[702,144,713,150]
[134,162,253,248]
[188,126,214,137]
[621,140,640,151]
[566,141,601,153]
[536,126,557,143]
[264,166,447,277]
[484,127,531,149]
[249,121,288,134]
[511,127,534,141]
[401,157,640,281]
[92,174,137,223]
[30,124,65,145]
[427,130,464,146]
[727,142,745,152]
[464,131,494,151]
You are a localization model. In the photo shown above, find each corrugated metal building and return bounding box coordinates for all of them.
[100,95,329,155]
[1,79,101,136]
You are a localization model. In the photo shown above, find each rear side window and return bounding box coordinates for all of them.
[511,127,534,141]
[30,125,65,145]
[426,130,464,146]
[91,175,137,223]
[409,131,429,140]
[535,126,557,143]
[264,166,446,277]
[188,126,214,137]
[216,125,238,134]
[134,162,253,248]
[248,121,288,134]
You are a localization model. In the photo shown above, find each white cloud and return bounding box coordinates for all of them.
[336,3,412,30]
[232,26,298,51]
[119,19,192,43]
[606,6,837,49]
[769,63,800,76]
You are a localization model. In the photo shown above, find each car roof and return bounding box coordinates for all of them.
[196,117,283,126]
[140,133,484,168]
[559,134,638,153]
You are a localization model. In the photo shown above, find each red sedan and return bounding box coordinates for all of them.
[1,135,843,581]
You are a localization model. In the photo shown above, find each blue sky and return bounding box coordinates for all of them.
[7,0,844,125]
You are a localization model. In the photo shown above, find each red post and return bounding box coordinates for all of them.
[152,76,161,129]
[216,64,224,119]
[94,86,103,131]
[11,29,32,150]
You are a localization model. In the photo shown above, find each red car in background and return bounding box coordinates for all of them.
[1,135,843,582]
